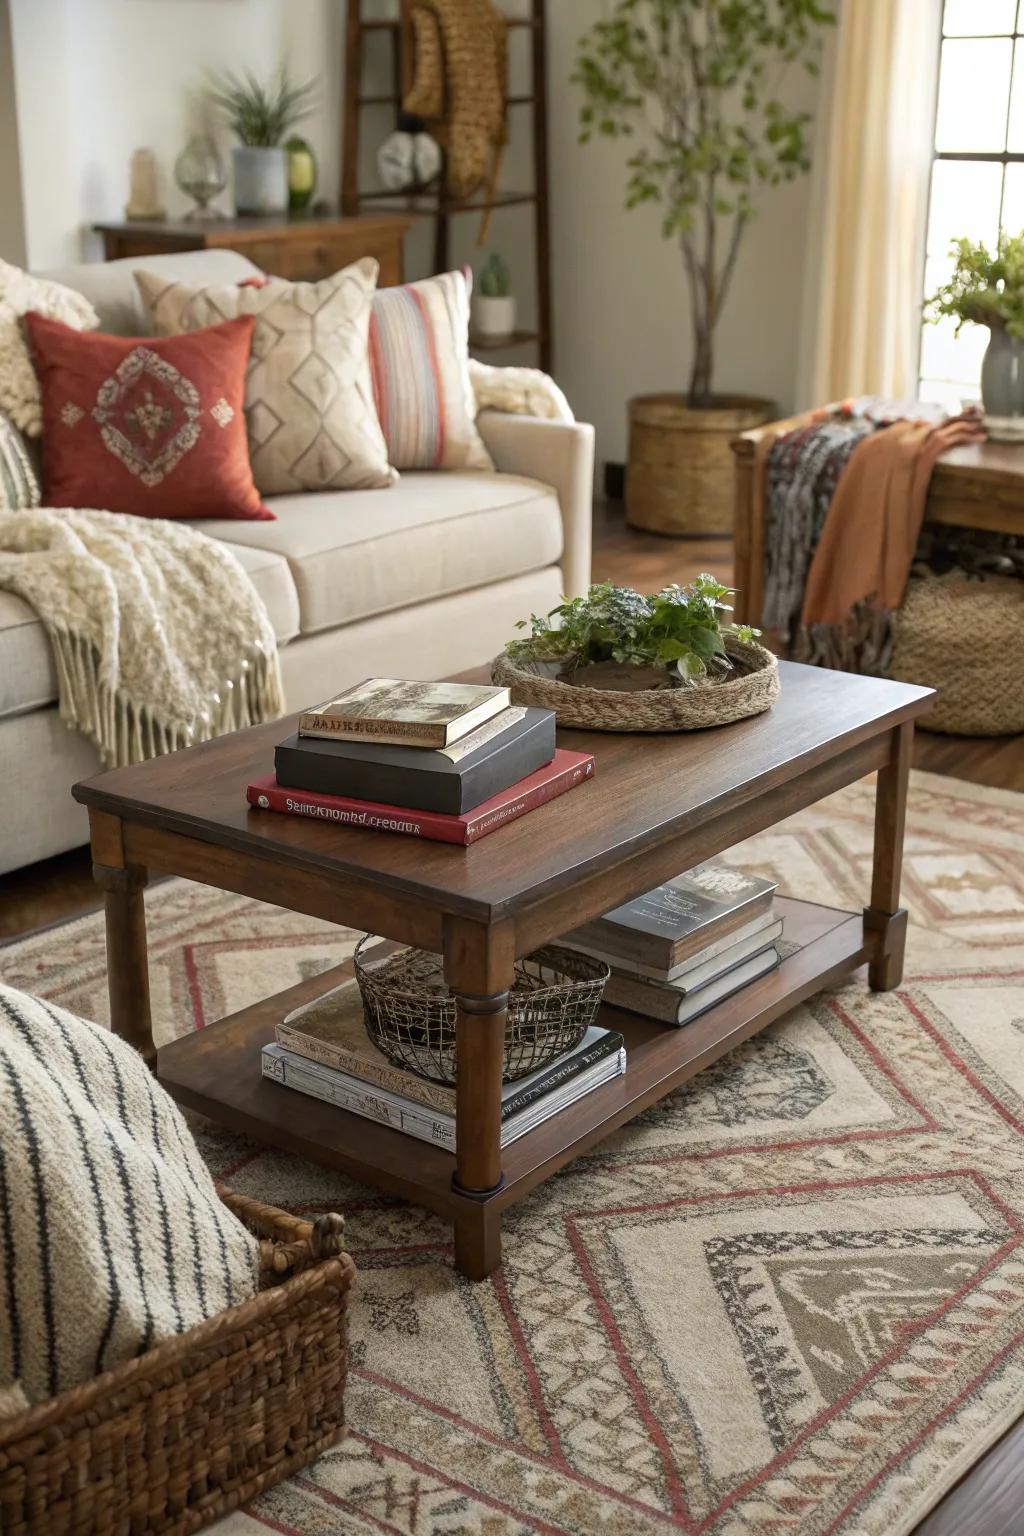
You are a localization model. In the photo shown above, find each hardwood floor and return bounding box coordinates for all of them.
[0,499,1021,1526]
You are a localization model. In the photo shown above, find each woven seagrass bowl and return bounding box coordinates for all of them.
[354,936,609,1084]
[491,637,780,732]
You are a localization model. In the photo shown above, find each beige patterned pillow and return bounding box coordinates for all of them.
[136,259,394,495]
[0,260,98,437]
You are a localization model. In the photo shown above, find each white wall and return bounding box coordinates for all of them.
[8,0,341,268]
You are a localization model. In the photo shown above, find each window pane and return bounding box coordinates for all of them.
[1006,44,1024,149]
[943,0,1016,34]
[919,379,981,409]
[935,39,1013,150]
[927,159,1002,256]
[920,255,990,390]
[1001,162,1024,231]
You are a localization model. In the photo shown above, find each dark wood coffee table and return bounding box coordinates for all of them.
[73,661,933,1279]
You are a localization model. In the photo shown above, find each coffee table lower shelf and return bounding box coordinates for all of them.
[159,897,867,1234]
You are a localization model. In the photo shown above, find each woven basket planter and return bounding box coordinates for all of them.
[0,1188,355,1536]
[626,392,776,536]
[492,639,780,733]
[890,570,1024,736]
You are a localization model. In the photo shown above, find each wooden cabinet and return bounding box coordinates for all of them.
[94,213,411,286]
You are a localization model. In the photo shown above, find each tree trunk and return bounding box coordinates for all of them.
[688,324,714,408]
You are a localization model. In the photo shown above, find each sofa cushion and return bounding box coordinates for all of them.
[37,250,262,337]
[197,471,563,637]
[0,543,298,721]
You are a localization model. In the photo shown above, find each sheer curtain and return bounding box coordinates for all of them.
[802,0,942,405]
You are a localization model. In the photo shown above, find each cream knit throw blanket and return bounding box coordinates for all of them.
[0,508,284,767]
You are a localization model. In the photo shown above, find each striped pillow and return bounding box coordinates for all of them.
[0,408,39,510]
[0,985,260,1409]
[369,268,493,472]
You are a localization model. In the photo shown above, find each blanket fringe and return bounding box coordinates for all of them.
[48,628,284,769]
[791,603,895,677]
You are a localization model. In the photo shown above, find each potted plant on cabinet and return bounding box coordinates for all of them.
[926,230,1024,441]
[473,252,516,341]
[211,69,317,216]
[574,0,834,535]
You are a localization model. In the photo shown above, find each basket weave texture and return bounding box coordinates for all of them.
[355,937,609,1083]
[0,1188,354,1536]
[890,571,1024,736]
[491,639,780,733]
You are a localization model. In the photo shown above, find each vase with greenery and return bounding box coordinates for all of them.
[926,231,1024,434]
[573,0,834,534]
[210,69,316,215]
[473,252,516,340]
[506,574,761,687]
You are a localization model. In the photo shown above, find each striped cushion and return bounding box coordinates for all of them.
[0,985,260,1409]
[0,409,39,510]
[369,268,493,472]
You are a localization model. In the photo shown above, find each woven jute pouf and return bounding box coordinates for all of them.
[890,571,1024,736]
[491,639,780,732]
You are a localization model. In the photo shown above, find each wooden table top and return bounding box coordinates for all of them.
[73,661,933,925]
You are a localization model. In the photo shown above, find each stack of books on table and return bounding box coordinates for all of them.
[261,976,626,1151]
[247,677,595,845]
[562,864,783,1025]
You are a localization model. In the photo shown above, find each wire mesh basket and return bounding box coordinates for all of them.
[353,936,610,1084]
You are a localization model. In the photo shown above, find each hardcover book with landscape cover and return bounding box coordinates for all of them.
[299,678,510,748]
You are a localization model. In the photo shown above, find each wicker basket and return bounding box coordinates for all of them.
[0,1188,354,1536]
[626,392,776,535]
[354,936,609,1084]
[491,639,780,733]
[890,570,1024,736]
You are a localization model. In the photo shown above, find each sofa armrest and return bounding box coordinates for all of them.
[476,411,594,598]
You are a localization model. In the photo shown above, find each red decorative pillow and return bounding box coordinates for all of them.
[26,312,272,521]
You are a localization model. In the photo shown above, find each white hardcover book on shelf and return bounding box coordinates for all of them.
[567,908,780,983]
[604,944,782,1026]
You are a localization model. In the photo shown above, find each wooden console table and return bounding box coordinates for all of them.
[95,212,412,287]
[732,420,1024,625]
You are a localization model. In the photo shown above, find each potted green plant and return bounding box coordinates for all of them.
[473,252,516,340]
[492,576,778,732]
[574,1,834,535]
[210,69,317,216]
[926,231,1024,439]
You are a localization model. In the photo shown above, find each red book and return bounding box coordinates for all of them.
[246,748,595,846]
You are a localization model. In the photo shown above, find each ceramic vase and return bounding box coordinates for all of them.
[981,326,1024,441]
[233,146,289,215]
[472,294,517,340]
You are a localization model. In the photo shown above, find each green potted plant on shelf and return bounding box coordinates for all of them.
[573,0,834,535]
[926,230,1024,439]
[210,68,317,216]
[474,252,516,341]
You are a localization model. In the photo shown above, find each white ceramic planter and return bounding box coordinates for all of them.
[472,294,517,340]
[233,146,289,215]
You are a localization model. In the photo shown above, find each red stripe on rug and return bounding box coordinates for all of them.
[898,989,1024,1138]
[181,944,207,1030]
[491,1267,572,1470]
[827,993,942,1126]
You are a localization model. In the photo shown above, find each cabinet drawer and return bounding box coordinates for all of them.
[245,233,404,285]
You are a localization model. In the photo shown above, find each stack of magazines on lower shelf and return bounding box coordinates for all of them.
[562,863,783,1025]
[262,977,626,1150]
[247,677,595,846]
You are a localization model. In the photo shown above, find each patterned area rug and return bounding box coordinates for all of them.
[3,769,1024,1536]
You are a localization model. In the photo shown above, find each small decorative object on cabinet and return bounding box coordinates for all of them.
[286,134,318,210]
[353,935,609,1084]
[174,133,228,219]
[492,575,780,731]
[927,229,1024,441]
[377,112,443,192]
[473,250,515,340]
[210,67,317,215]
[125,146,165,221]
[574,0,834,534]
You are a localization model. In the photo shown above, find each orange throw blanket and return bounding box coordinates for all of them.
[801,413,985,629]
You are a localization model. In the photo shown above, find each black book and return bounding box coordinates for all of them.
[274,706,556,815]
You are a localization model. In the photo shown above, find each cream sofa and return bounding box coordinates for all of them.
[0,250,594,874]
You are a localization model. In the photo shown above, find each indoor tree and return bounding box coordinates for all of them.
[574,0,834,407]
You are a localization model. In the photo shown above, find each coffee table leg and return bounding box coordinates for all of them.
[89,810,155,1070]
[445,918,513,1280]
[864,720,913,992]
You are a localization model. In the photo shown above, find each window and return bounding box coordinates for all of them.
[919,0,1024,406]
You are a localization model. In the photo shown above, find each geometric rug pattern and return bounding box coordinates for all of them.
[3,768,1024,1535]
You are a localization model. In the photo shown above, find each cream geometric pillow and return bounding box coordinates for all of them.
[136,259,395,496]
[0,260,98,437]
